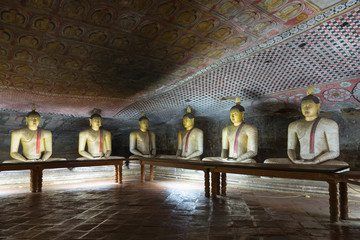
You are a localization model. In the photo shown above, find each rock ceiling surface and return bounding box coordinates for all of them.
[0,0,359,124]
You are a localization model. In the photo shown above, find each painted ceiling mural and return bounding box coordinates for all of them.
[0,0,359,122]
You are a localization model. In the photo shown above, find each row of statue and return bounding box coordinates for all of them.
[7,86,348,167]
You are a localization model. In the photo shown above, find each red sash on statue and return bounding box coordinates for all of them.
[99,129,103,153]
[148,131,151,153]
[233,122,245,154]
[36,130,41,154]
[309,118,321,154]
[184,129,194,153]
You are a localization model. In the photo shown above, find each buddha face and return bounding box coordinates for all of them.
[90,116,102,129]
[230,109,244,125]
[139,119,149,132]
[183,116,194,130]
[26,114,40,129]
[301,100,320,119]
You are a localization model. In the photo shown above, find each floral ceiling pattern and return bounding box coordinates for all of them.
[0,0,359,121]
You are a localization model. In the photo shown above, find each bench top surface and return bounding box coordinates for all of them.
[139,158,348,174]
[0,158,124,170]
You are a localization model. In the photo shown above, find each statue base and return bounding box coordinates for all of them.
[202,157,256,163]
[75,156,125,161]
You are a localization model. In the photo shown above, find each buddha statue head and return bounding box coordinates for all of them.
[25,105,41,130]
[183,106,195,130]
[230,96,245,126]
[89,112,102,131]
[301,85,320,121]
[138,112,149,132]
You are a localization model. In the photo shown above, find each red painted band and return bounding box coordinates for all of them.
[100,129,103,153]
[233,122,245,154]
[310,118,321,154]
[36,130,41,155]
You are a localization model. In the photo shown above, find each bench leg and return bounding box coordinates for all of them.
[117,162,123,184]
[30,169,37,193]
[150,165,154,181]
[339,182,348,220]
[216,172,220,195]
[204,169,210,198]
[141,162,145,183]
[328,181,339,223]
[37,169,43,192]
[221,173,227,196]
[114,165,119,183]
[211,170,217,199]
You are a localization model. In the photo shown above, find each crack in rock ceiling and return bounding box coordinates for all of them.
[0,0,359,122]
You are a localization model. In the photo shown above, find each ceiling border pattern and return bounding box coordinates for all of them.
[128,0,360,103]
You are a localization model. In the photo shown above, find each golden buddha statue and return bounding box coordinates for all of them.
[265,86,348,166]
[129,112,156,159]
[8,106,63,163]
[203,97,257,163]
[159,106,203,160]
[77,112,124,160]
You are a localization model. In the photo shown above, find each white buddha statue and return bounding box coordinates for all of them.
[159,106,204,160]
[129,112,156,159]
[7,105,65,163]
[264,86,348,166]
[203,96,257,163]
[77,112,124,160]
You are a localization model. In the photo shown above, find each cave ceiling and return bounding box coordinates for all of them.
[0,0,359,125]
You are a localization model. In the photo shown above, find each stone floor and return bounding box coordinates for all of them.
[0,177,360,240]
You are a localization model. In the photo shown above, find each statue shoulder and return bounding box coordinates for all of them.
[79,129,90,136]
[244,123,257,130]
[192,128,203,134]
[319,118,338,128]
[288,118,305,128]
[149,130,156,137]
[40,129,52,136]
[11,128,27,135]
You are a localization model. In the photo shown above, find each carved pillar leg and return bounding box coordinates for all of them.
[339,182,348,220]
[141,162,145,183]
[114,165,119,183]
[204,169,210,198]
[211,170,217,199]
[37,168,43,192]
[216,172,221,195]
[30,169,37,193]
[328,181,339,223]
[150,165,154,181]
[118,162,123,184]
[221,172,227,196]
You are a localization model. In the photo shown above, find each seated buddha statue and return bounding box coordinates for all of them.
[159,106,203,160]
[7,106,65,163]
[77,112,124,160]
[203,97,257,163]
[264,86,348,166]
[129,112,156,159]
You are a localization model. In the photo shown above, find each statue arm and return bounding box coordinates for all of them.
[314,122,340,163]
[185,130,203,159]
[236,126,258,161]
[287,123,298,162]
[10,131,27,161]
[221,128,229,158]
[78,132,95,159]
[41,131,52,161]
[151,132,156,156]
[104,131,112,159]
[129,132,146,157]
[176,132,182,157]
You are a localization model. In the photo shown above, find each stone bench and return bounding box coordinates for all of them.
[0,158,125,192]
[138,158,349,223]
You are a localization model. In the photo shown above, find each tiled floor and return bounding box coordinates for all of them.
[0,177,360,240]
